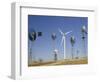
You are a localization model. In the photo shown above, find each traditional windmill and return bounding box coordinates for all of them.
[70,36,75,59]
[28,29,42,63]
[81,25,87,57]
[51,33,58,61]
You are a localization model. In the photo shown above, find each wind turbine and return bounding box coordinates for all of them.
[59,29,72,59]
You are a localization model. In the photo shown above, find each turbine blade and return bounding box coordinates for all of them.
[59,28,64,35]
[61,36,64,46]
[65,31,72,35]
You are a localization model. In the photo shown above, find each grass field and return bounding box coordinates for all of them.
[28,58,88,67]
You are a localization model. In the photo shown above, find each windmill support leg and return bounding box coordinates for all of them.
[54,53,57,61]
[30,47,32,63]
[52,40,56,61]
[72,46,74,59]
[82,38,86,57]
[29,41,32,65]
[82,33,86,58]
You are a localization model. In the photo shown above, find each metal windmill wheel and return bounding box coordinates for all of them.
[51,33,56,40]
[29,31,36,42]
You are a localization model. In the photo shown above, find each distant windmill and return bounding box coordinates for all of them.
[53,49,58,61]
[81,25,87,57]
[51,33,57,61]
[39,58,43,63]
[70,36,75,59]
[59,28,72,59]
[29,30,36,63]
[28,29,42,63]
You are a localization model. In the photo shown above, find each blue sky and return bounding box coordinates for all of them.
[28,15,88,61]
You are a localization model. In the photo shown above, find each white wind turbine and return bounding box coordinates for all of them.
[59,29,72,59]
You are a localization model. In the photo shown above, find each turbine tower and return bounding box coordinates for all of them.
[59,29,72,59]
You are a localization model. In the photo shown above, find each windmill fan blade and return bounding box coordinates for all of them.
[65,31,72,35]
[61,36,64,46]
[59,28,63,35]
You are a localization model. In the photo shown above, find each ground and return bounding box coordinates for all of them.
[28,58,88,67]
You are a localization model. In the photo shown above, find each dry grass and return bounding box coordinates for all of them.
[28,58,88,67]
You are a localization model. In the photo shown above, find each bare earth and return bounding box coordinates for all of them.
[28,58,88,67]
